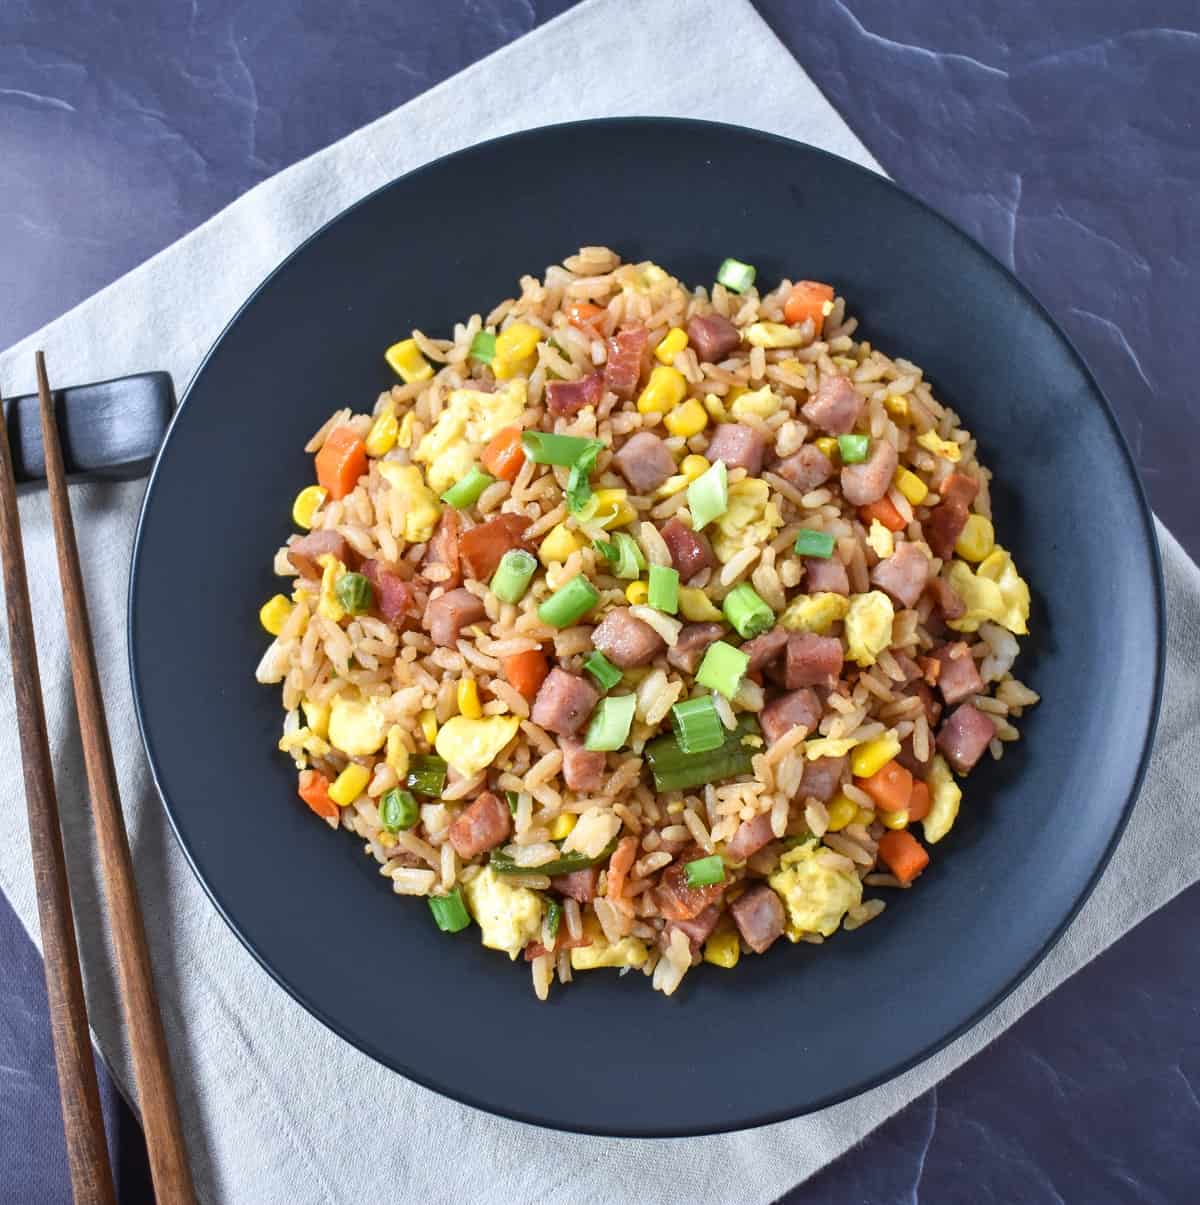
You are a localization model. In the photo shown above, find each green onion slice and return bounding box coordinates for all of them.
[537,574,600,628]
[565,440,604,514]
[428,887,471,933]
[441,465,496,509]
[595,531,645,580]
[794,528,836,559]
[838,434,870,464]
[405,755,448,798]
[583,650,622,693]
[644,715,760,792]
[687,459,728,530]
[334,572,373,616]
[584,694,637,752]
[469,331,497,364]
[505,790,520,815]
[722,582,774,639]
[490,548,538,604]
[684,854,726,888]
[695,640,749,699]
[521,431,601,466]
[490,839,618,878]
[545,899,562,943]
[670,695,725,754]
[716,257,756,294]
[379,787,419,832]
[648,564,680,614]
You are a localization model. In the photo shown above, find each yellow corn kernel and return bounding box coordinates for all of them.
[302,698,330,740]
[385,726,409,778]
[377,830,398,849]
[917,430,962,462]
[851,734,902,780]
[855,807,877,826]
[655,327,689,364]
[894,467,928,506]
[493,321,542,380]
[550,812,577,841]
[725,385,748,406]
[328,762,371,807]
[883,394,910,418]
[625,580,649,605]
[832,355,857,373]
[703,393,729,422]
[292,485,327,530]
[880,809,910,831]
[777,357,803,375]
[678,586,723,622]
[664,398,709,438]
[385,338,434,383]
[396,411,416,450]
[654,474,689,499]
[814,436,839,461]
[538,522,583,566]
[955,513,995,563]
[457,676,482,719]
[420,710,438,746]
[637,364,688,415]
[825,793,858,833]
[703,931,741,969]
[259,594,292,636]
[681,454,710,482]
[589,488,635,529]
[365,403,399,457]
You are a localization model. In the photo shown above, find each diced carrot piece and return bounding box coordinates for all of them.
[458,513,531,581]
[606,835,639,903]
[859,495,907,533]
[297,770,339,822]
[481,425,526,482]
[906,780,931,822]
[857,759,914,813]
[784,280,835,330]
[877,829,930,885]
[502,648,549,701]
[315,426,368,500]
[565,301,606,332]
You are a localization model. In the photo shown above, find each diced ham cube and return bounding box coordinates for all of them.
[604,327,648,399]
[613,431,676,494]
[361,559,418,626]
[774,444,834,492]
[870,541,931,608]
[924,473,980,559]
[659,518,715,581]
[936,702,995,773]
[560,736,607,793]
[804,555,850,596]
[667,903,722,957]
[924,576,966,620]
[730,884,786,954]
[551,867,599,902]
[725,813,776,861]
[896,734,931,780]
[423,508,461,588]
[667,623,724,674]
[784,633,844,689]
[759,688,821,745]
[530,668,599,738]
[546,371,604,416]
[425,587,485,647]
[458,513,531,582]
[287,529,354,578]
[685,313,742,363]
[801,374,863,435]
[739,626,788,672]
[655,845,726,921]
[940,472,980,509]
[705,423,767,476]
[447,791,511,859]
[909,679,943,727]
[931,642,985,706]
[796,755,847,803]
[841,439,899,506]
[591,608,666,669]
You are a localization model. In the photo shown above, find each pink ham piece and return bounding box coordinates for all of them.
[870,541,931,608]
[739,626,788,672]
[423,508,461,589]
[725,813,776,861]
[685,313,742,363]
[591,608,666,668]
[667,904,723,957]
[801,375,863,435]
[925,473,980,559]
[560,736,607,793]
[931,642,985,706]
[604,327,648,399]
[909,679,943,727]
[447,791,511,859]
[361,559,418,626]
[896,734,931,780]
[730,884,786,954]
[458,513,531,582]
[784,633,844,689]
[924,576,966,620]
[613,430,676,494]
[774,444,834,492]
[759,687,821,745]
[425,587,485,647]
[667,623,724,674]
[551,867,600,902]
[705,423,767,475]
[530,668,599,737]
[936,702,995,773]
[287,529,353,578]
[545,371,604,416]
[659,517,715,581]
[797,755,848,803]
[804,555,850,595]
[841,440,899,507]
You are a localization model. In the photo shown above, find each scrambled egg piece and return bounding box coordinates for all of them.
[917,430,962,462]
[328,695,389,757]
[570,916,649,971]
[780,592,850,634]
[843,591,895,667]
[743,322,808,349]
[616,260,670,293]
[945,547,1030,635]
[922,753,962,844]
[712,479,782,563]
[301,698,330,739]
[866,519,894,559]
[769,844,862,939]
[277,726,331,766]
[435,715,521,780]
[317,554,347,621]
[730,385,783,420]
[804,736,861,760]
[377,462,440,543]
[414,378,526,494]
[462,866,543,960]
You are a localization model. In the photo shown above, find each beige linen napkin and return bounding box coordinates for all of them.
[1,1,1196,1201]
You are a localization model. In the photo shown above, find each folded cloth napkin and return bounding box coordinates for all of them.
[1,0,1197,1200]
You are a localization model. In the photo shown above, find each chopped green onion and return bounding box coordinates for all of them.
[584,694,637,752]
[441,465,496,509]
[469,331,497,364]
[379,787,418,832]
[334,572,373,615]
[545,899,562,943]
[537,574,600,628]
[722,582,774,639]
[428,887,471,933]
[794,528,836,559]
[648,564,680,614]
[490,838,619,878]
[838,434,870,463]
[684,854,726,888]
[521,431,602,466]
[490,548,538,604]
[565,441,603,514]
[644,715,760,792]
[670,695,724,754]
[695,640,749,699]
[595,531,645,580]
[505,790,520,815]
[687,460,728,530]
[583,650,622,693]
[405,755,447,798]
[716,257,756,294]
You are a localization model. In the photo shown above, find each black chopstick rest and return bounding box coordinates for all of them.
[3,371,175,488]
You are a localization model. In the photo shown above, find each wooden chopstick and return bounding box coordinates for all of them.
[0,387,117,1205]
[36,353,198,1205]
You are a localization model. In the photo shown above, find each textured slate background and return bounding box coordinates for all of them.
[1,1,1197,1201]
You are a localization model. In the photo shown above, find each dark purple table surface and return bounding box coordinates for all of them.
[2,2,1197,1201]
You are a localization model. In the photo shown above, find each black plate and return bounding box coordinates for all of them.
[129,118,1163,1136]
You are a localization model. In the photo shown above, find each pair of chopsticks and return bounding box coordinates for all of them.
[0,356,196,1204]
